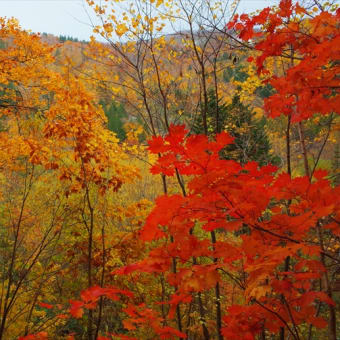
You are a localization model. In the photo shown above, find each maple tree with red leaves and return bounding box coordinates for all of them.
[60,121,339,339]
[227,0,340,123]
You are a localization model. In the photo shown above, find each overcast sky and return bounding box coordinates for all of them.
[0,0,275,41]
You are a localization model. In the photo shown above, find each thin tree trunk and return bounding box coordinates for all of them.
[83,177,94,340]
[298,121,310,178]
[197,291,210,340]
[280,256,291,340]
[260,327,266,340]
[307,280,322,340]
[213,58,220,134]
[95,218,107,339]
[286,114,292,177]
[0,165,33,340]
[211,230,223,339]
[87,204,94,340]
[164,171,184,335]
[317,223,337,340]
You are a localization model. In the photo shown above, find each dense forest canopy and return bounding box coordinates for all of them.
[0,0,339,339]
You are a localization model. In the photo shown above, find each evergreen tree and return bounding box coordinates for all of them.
[222,95,279,166]
[223,65,248,83]
[59,35,82,43]
[193,91,279,166]
[100,100,127,141]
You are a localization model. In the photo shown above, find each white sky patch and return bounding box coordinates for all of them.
[0,0,276,41]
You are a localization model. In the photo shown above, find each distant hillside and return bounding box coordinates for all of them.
[39,32,88,45]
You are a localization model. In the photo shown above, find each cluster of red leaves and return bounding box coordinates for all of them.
[228,0,340,121]
[222,305,266,340]
[122,304,187,339]
[69,285,133,318]
[132,124,338,338]
[84,124,337,338]
[19,332,48,340]
[67,286,186,339]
